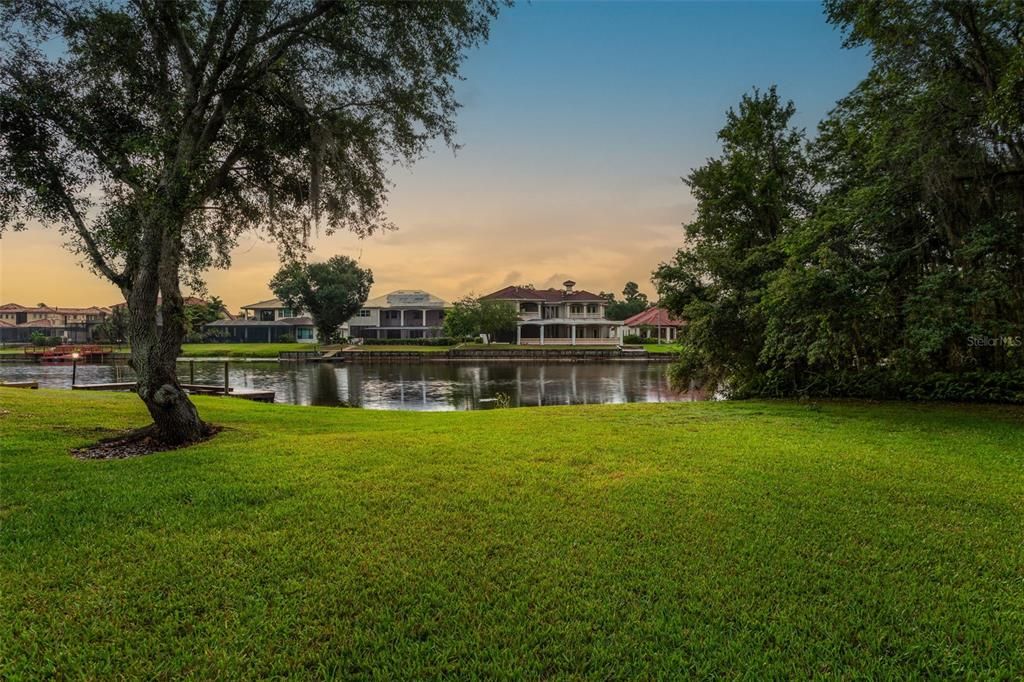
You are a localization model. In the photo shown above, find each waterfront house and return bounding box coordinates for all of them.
[0,303,110,343]
[344,290,447,340]
[109,296,231,327]
[204,297,317,342]
[480,281,619,345]
[238,298,301,322]
[619,307,685,342]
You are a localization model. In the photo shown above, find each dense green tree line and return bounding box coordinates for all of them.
[600,281,650,321]
[655,0,1024,401]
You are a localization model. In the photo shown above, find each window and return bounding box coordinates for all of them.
[587,304,598,314]
[281,308,294,318]
[356,309,371,317]
[259,310,275,321]
[296,327,314,340]
[570,304,582,315]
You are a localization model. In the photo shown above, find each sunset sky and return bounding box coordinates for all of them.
[0,1,870,313]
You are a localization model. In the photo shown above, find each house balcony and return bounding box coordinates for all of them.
[519,337,619,346]
[379,310,445,328]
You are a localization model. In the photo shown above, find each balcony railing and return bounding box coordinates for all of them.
[519,312,607,321]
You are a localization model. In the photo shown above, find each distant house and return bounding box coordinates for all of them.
[0,303,110,343]
[204,297,316,343]
[619,307,685,342]
[480,280,619,345]
[345,290,447,340]
[108,296,234,326]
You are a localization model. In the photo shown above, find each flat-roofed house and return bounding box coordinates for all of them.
[203,297,317,342]
[480,280,619,345]
[238,298,301,322]
[345,290,447,340]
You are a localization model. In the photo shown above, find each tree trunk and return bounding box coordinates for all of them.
[125,233,209,445]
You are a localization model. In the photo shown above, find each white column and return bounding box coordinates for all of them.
[422,309,428,328]
[516,325,521,344]
[571,324,576,346]
[539,325,545,345]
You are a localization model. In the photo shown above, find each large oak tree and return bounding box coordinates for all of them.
[1,0,500,442]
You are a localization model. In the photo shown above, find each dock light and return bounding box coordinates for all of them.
[71,351,80,387]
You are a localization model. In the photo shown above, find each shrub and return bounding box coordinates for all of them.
[184,328,230,343]
[360,337,458,346]
[278,333,295,343]
[622,334,660,345]
[749,368,1024,404]
[30,332,60,347]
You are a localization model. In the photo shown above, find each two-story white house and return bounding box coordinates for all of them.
[345,290,447,340]
[480,281,619,345]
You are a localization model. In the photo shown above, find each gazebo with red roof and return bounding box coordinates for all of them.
[620,307,685,342]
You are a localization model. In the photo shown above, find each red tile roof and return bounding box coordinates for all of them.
[622,307,685,327]
[16,317,63,327]
[1,303,108,315]
[109,296,208,309]
[481,286,605,303]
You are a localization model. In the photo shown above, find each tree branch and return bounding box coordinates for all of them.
[157,0,199,97]
[43,166,128,287]
[194,0,229,78]
[192,2,341,155]
[200,141,248,199]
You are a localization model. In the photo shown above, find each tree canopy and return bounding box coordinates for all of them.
[0,0,500,441]
[270,256,372,345]
[603,281,651,321]
[443,295,519,341]
[656,2,1024,401]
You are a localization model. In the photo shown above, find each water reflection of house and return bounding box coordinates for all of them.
[480,280,619,345]
[0,303,110,343]
[619,307,685,342]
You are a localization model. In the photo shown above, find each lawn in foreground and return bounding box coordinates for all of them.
[1,390,1022,677]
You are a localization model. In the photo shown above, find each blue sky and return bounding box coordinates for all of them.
[3,1,873,309]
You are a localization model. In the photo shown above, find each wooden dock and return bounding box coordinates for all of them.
[71,382,274,402]
[0,381,39,389]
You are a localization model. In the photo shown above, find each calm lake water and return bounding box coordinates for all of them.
[0,360,704,411]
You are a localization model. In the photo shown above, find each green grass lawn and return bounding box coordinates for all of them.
[179,342,314,358]
[344,344,451,352]
[2,344,313,358]
[458,343,622,350]
[639,343,683,354]
[2,390,1023,677]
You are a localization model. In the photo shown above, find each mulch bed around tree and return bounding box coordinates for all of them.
[72,425,222,460]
